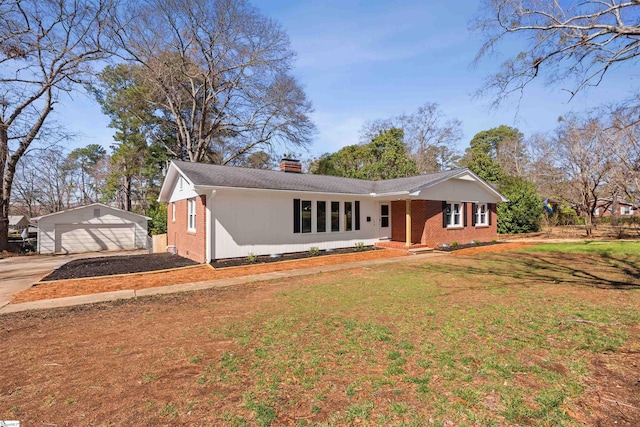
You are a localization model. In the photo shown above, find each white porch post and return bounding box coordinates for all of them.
[405,199,412,247]
[206,190,216,262]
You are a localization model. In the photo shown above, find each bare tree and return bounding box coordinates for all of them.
[10,154,44,218]
[360,103,462,172]
[474,0,640,105]
[111,0,315,164]
[609,104,640,199]
[11,148,79,217]
[553,114,615,235]
[0,0,114,250]
[526,132,568,199]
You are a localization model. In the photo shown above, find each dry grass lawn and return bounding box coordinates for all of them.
[1,242,640,426]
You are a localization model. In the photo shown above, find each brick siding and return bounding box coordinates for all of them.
[391,200,497,247]
[167,195,207,263]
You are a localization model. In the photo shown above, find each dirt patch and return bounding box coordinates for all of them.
[501,224,640,241]
[450,241,535,256]
[1,253,639,426]
[41,253,198,281]
[13,248,408,303]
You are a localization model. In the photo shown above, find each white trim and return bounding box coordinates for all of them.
[195,184,369,198]
[187,198,197,232]
[475,203,488,226]
[445,201,463,228]
[206,190,215,262]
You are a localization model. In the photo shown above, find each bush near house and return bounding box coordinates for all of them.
[497,177,543,234]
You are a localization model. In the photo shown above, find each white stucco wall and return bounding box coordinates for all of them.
[37,205,148,254]
[211,188,381,259]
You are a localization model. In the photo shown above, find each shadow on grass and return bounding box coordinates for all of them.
[418,251,640,291]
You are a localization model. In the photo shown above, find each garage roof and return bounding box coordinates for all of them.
[31,203,151,221]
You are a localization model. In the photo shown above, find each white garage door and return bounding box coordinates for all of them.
[55,224,135,253]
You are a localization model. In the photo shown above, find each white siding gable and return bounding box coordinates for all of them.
[414,177,502,203]
[168,175,200,203]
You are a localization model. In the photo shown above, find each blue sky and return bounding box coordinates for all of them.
[56,0,636,158]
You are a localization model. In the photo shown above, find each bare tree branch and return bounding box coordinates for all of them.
[0,0,114,250]
[110,0,315,164]
[473,0,640,106]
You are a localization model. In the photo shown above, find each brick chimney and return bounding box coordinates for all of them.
[279,158,302,173]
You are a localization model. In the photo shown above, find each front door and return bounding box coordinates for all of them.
[379,203,390,239]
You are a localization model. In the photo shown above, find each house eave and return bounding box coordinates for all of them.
[193,184,370,197]
[158,161,197,202]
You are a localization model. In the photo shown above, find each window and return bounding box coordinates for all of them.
[594,207,600,216]
[331,202,340,232]
[344,202,352,231]
[172,202,176,222]
[302,200,312,233]
[621,205,632,215]
[475,203,488,226]
[294,199,313,233]
[294,199,357,233]
[317,201,326,232]
[380,204,389,228]
[187,198,196,231]
[444,202,463,227]
[293,199,301,233]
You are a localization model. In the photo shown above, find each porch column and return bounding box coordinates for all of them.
[405,199,412,247]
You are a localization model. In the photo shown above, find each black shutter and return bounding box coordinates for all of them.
[471,203,476,226]
[488,203,493,225]
[355,201,360,230]
[463,202,467,227]
[293,199,301,233]
[442,201,447,228]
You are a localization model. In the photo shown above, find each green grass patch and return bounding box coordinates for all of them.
[521,241,640,255]
[196,251,640,425]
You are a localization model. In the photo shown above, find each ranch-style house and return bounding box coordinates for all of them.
[158,159,507,263]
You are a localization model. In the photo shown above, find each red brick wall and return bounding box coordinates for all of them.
[391,200,498,247]
[167,195,207,263]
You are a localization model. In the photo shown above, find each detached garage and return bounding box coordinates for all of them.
[33,203,150,254]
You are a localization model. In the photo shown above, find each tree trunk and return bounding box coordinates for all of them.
[0,123,8,251]
[124,175,132,212]
[585,213,593,237]
[0,198,8,252]
[611,191,619,227]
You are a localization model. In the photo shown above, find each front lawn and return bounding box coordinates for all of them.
[1,248,639,426]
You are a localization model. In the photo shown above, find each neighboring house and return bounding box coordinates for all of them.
[32,203,150,254]
[158,160,507,263]
[8,215,29,234]
[592,198,639,218]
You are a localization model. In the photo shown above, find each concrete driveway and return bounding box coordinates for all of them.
[0,250,147,309]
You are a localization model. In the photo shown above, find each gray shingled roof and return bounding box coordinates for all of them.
[173,160,466,195]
